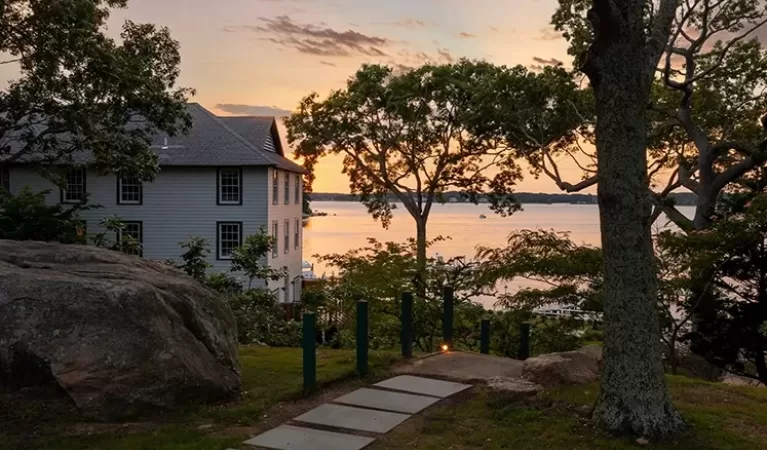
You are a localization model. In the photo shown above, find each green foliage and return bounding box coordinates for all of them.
[285,61,523,222]
[487,310,583,358]
[477,229,602,311]
[177,237,212,281]
[204,272,243,296]
[225,289,301,347]
[308,237,490,352]
[230,228,284,288]
[0,0,193,179]
[0,186,89,243]
[658,194,767,384]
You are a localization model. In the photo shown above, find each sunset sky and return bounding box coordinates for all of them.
[2,0,589,193]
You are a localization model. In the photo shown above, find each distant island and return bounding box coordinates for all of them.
[309,191,698,206]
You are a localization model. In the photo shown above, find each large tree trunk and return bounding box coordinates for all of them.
[585,0,685,439]
[415,216,427,274]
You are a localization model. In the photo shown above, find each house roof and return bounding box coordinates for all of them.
[151,104,304,173]
[3,103,305,173]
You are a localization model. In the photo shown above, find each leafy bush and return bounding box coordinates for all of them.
[226,288,301,346]
[204,272,243,296]
[0,187,90,243]
[177,236,212,281]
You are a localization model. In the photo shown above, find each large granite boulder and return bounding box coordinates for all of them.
[522,345,603,387]
[0,240,241,420]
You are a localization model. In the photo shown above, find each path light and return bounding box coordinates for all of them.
[441,344,449,352]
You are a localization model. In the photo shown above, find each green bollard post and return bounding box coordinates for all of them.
[519,323,531,361]
[480,319,490,354]
[302,312,316,390]
[401,292,413,358]
[356,300,369,377]
[443,286,454,350]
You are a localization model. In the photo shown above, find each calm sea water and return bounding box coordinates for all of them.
[303,201,696,308]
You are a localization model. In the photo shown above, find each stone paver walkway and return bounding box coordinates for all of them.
[242,374,471,450]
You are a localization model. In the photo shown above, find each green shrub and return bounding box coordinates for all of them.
[225,288,300,347]
[0,187,91,243]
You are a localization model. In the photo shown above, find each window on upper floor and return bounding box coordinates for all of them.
[284,219,290,254]
[117,176,143,205]
[217,222,242,260]
[272,169,279,205]
[61,167,86,204]
[295,174,300,204]
[271,221,279,257]
[118,221,143,257]
[284,172,290,205]
[218,168,242,205]
[294,218,300,250]
[0,166,9,192]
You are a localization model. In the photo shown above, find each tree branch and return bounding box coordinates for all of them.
[649,0,681,73]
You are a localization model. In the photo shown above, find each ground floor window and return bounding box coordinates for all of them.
[118,221,143,256]
[217,222,242,260]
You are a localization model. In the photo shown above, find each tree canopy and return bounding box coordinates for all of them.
[285,61,525,270]
[0,0,193,179]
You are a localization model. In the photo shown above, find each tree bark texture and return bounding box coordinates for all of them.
[585,0,685,439]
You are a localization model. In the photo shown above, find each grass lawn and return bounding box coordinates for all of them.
[1,346,400,450]
[372,375,767,450]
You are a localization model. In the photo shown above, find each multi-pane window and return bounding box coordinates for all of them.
[271,221,279,257]
[272,170,279,205]
[0,166,9,192]
[284,220,290,254]
[118,176,142,204]
[295,174,300,204]
[294,218,300,250]
[217,222,242,260]
[284,173,290,205]
[62,167,86,203]
[218,168,241,205]
[118,221,143,257]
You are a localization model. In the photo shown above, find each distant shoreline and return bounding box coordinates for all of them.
[309,191,698,206]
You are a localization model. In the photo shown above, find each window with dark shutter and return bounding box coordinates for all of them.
[284,219,290,254]
[118,176,142,204]
[61,167,86,204]
[218,168,242,205]
[295,174,300,204]
[284,173,290,205]
[294,218,300,250]
[118,221,143,257]
[272,170,279,205]
[271,221,279,257]
[217,222,242,260]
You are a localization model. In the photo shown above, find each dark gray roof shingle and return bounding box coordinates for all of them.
[4,103,305,173]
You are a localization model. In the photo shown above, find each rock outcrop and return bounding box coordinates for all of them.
[0,240,241,420]
[521,345,603,387]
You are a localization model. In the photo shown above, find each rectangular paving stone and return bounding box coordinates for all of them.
[293,404,411,434]
[243,425,375,450]
[333,388,440,414]
[373,375,471,398]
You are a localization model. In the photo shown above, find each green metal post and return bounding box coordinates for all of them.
[519,323,531,361]
[356,300,369,377]
[443,286,454,350]
[302,312,316,390]
[480,319,490,354]
[401,292,413,358]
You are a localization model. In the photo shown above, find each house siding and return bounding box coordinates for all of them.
[267,167,303,303]
[7,166,280,286]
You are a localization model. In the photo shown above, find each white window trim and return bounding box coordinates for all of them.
[284,219,290,254]
[62,167,86,204]
[118,176,142,205]
[294,218,300,250]
[217,222,242,260]
[117,221,143,257]
[271,221,279,258]
[284,173,290,205]
[218,168,241,205]
[272,169,279,205]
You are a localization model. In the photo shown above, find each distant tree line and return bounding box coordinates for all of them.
[309,191,698,206]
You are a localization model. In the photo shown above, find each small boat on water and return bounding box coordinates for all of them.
[479,214,487,219]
